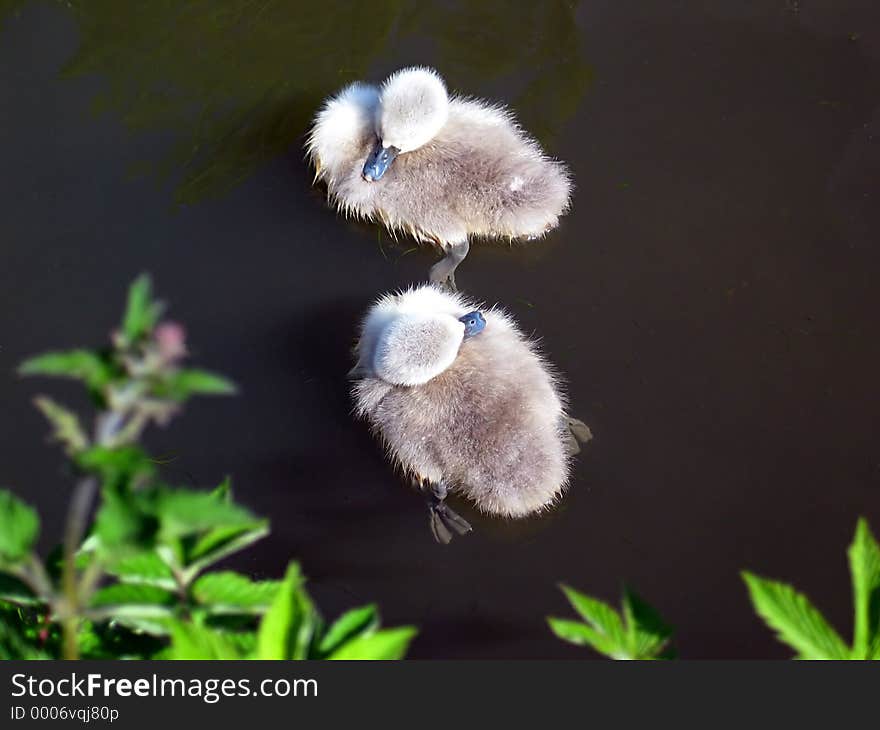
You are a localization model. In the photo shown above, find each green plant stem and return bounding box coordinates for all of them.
[170,566,191,615]
[77,558,104,604]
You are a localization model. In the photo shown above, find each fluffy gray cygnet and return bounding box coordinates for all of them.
[350,285,591,543]
[307,66,572,289]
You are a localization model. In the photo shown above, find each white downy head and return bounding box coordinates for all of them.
[377,67,449,153]
[354,286,484,386]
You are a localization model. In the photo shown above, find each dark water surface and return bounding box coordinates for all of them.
[1,1,878,658]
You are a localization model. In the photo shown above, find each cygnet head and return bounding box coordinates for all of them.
[352,287,486,386]
[362,67,449,182]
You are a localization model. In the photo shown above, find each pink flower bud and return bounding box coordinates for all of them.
[154,321,187,362]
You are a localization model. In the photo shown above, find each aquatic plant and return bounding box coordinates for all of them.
[0,276,415,660]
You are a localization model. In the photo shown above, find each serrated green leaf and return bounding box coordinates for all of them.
[849,519,880,659]
[559,584,628,650]
[183,522,269,573]
[256,563,316,660]
[90,583,176,609]
[622,587,673,660]
[88,584,177,628]
[326,626,416,660]
[551,584,672,660]
[0,490,39,564]
[18,349,115,391]
[33,396,88,455]
[122,275,162,343]
[160,369,237,401]
[96,486,263,575]
[547,617,621,657]
[742,572,850,659]
[318,604,379,656]
[106,552,176,590]
[192,572,280,613]
[155,489,258,541]
[166,621,243,660]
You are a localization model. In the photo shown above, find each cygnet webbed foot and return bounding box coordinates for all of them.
[563,415,593,456]
[430,502,473,544]
[419,478,472,544]
[429,239,470,292]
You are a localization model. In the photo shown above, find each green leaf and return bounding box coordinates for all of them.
[181,523,269,580]
[622,587,673,660]
[122,274,162,343]
[90,583,177,609]
[155,489,258,541]
[256,563,316,660]
[93,489,158,553]
[318,604,379,656]
[109,616,175,639]
[0,490,39,564]
[256,564,298,659]
[33,397,89,455]
[849,518,880,659]
[210,477,233,502]
[88,584,177,628]
[198,624,257,656]
[559,584,628,654]
[160,369,237,401]
[742,572,851,659]
[547,617,620,657]
[105,552,176,590]
[192,572,280,613]
[326,627,417,660]
[166,621,243,660]
[95,486,263,575]
[550,584,673,660]
[19,349,115,391]
[76,446,155,486]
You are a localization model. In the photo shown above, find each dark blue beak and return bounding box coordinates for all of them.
[459,311,486,339]
[362,141,399,182]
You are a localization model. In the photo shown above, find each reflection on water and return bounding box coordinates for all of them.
[1,0,591,205]
[398,1,592,144]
